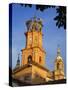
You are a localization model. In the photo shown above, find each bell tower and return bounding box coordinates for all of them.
[54,47,65,80]
[21,16,46,66]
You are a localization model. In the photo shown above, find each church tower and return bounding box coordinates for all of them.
[54,47,65,80]
[12,16,65,86]
[12,17,53,84]
[21,17,46,66]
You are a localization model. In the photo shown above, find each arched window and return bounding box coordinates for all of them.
[28,55,32,63]
[39,56,42,63]
[59,62,63,70]
[57,63,59,69]
[57,62,63,70]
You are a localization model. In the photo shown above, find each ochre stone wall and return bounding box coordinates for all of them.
[32,65,52,82]
[13,67,32,79]
[54,70,64,80]
[13,65,52,82]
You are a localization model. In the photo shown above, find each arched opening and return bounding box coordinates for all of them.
[57,63,59,69]
[28,55,32,63]
[39,56,42,63]
[57,61,63,70]
[59,62,63,70]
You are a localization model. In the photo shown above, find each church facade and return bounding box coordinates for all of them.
[12,17,65,85]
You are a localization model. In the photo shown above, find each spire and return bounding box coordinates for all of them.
[57,45,61,56]
[55,45,64,78]
[33,15,36,21]
[56,45,63,60]
[16,53,20,68]
[33,11,37,20]
[17,53,20,64]
[57,48,61,56]
[18,53,20,61]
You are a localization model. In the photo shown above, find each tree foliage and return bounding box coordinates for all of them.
[20,4,66,30]
[54,6,66,29]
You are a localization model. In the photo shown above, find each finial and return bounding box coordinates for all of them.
[33,16,37,21]
[16,53,20,68]
[18,53,20,61]
[57,44,61,56]
[33,11,37,19]
[18,53,20,59]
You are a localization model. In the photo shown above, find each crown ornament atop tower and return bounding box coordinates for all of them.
[26,16,43,32]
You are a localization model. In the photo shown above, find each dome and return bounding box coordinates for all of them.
[56,55,62,60]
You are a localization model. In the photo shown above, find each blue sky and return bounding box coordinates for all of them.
[12,3,66,75]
